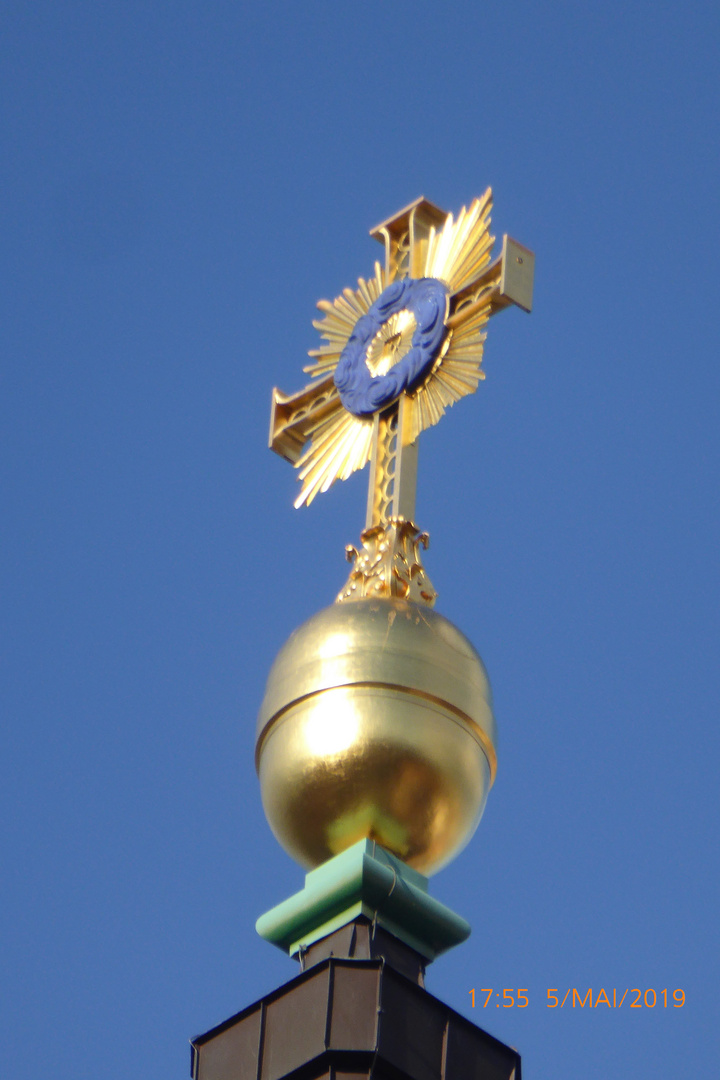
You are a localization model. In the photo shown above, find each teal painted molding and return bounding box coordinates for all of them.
[256,840,471,961]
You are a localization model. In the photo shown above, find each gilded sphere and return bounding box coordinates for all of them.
[255,597,496,876]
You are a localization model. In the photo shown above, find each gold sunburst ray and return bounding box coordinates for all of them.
[424,191,494,294]
[294,407,372,508]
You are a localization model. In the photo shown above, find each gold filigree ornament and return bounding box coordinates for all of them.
[292,191,496,508]
[338,517,437,607]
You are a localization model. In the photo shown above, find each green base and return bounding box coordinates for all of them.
[256,840,471,962]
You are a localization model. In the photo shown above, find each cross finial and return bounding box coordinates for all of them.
[269,191,534,605]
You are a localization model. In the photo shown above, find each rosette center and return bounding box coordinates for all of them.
[365,309,417,377]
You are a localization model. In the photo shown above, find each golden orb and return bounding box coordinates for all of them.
[255,597,496,876]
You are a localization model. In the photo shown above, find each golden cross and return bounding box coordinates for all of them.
[269,193,533,603]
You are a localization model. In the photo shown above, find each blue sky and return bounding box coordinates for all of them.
[1,3,718,1077]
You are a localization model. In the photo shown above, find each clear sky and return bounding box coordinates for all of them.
[1,3,718,1078]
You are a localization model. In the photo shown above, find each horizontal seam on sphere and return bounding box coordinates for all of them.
[255,681,496,785]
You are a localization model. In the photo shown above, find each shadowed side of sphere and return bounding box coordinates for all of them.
[255,598,496,876]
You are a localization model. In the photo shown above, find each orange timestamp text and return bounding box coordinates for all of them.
[469,988,685,1009]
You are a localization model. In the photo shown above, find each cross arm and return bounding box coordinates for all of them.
[269,374,339,464]
[448,235,534,326]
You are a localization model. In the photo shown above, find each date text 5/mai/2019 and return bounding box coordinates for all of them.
[468,988,685,1009]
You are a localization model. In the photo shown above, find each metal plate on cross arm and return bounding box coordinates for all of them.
[499,235,534,312]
